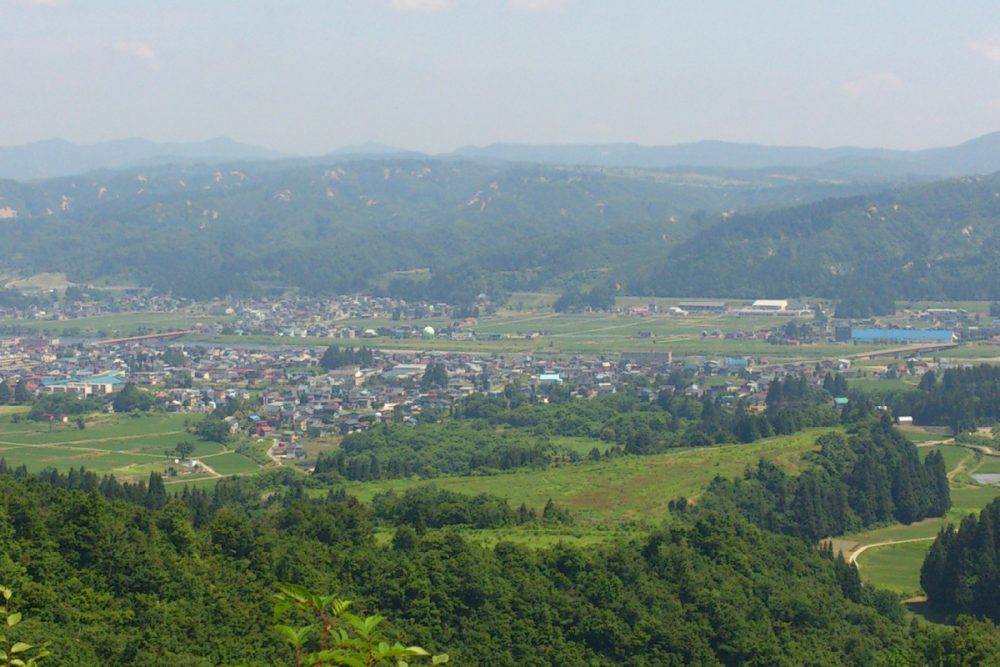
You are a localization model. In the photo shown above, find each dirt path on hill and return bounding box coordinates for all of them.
[914,440,954,447]
[949,449,980,481]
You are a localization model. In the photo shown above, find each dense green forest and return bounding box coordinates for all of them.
[315,422,564,481]
[0,463,992,665]
[319,345,374,370]
[370,486,571,529]
[890,366,1000,433]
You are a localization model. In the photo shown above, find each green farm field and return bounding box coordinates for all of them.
[903,429,953,444]
[199,329,896,360]
[200,451,261,475]
[550,435,606,456]
[0,412,258,481]
[855,541,933,595]
[12,300,999,361]
[971,455,1000,475]
[0,312,233,337]
[843,455,1000,596]
[343,427,835,527]
[918,445,969,471]
[848,378,917,394]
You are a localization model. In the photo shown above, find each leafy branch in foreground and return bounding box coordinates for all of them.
[0,586,48,667]
[272,583,448,667]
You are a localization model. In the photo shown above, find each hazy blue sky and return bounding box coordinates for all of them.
[3,0,1000,153]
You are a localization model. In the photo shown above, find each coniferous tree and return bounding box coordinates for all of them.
[13,379,29,404]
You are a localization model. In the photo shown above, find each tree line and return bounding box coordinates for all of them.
[922,497,1000,621]
[371,486,571,530]
[891,366,1000,433]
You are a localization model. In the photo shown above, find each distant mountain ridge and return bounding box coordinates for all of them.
[0,137,284,181]
[3,132,1000,182]
[452,132,1000,178]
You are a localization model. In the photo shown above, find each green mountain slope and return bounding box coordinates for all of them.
[642,173,1000,301]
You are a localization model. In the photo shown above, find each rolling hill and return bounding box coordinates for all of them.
[0,158,881,300]
[642,172,1000,302]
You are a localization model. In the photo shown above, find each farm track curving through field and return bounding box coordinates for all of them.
[848,537,937,567]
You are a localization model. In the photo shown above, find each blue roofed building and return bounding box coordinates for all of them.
[849,328,955,344]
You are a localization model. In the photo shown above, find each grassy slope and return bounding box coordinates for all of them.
[344,427,834,527]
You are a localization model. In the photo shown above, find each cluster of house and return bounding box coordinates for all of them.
[0,290,493,340]
[0,291,187,323]
[1,324,975,464]
[0,335,629,452]
[212,294,491,339]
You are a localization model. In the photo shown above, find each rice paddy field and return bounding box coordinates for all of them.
[0,411,260,482]
[197,311,906,359]
[7,296,1000,363]
[0,312,234,337]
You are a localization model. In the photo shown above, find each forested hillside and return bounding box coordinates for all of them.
[704,419,950,539]
[5,158,1000,302]
[0,159,880,300]
[643,172,1000,301]
[0,465,987,665]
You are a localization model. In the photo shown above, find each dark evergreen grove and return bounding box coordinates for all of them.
[922,498,1000,621]
[701,416,950,540]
